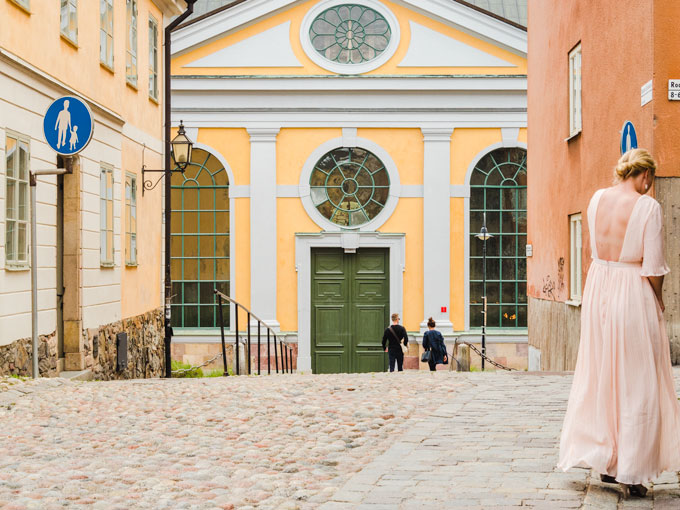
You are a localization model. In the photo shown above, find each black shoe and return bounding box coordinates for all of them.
[600,474,617,484]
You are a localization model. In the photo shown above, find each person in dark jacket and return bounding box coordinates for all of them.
[382,313,408,372]
[422,317,448,372]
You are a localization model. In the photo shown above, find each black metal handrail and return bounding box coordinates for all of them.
[214,289,295,376]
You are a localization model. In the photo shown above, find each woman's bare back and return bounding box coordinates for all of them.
[594,187,642,262]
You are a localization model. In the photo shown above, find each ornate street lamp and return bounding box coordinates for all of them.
[170,121,193,171]
[141,121,194,193]
[475,212,493,371]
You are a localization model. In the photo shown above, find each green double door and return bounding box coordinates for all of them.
[311,248,390,374]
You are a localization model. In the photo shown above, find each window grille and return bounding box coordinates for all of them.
[470,147,527,328]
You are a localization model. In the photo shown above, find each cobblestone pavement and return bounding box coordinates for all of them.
[1,370,679,510]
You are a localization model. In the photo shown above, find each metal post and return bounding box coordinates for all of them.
[481,213,487,371]
[247,312,252,375]
[217,294,229,377]
[30,177,38,379]
[282,342,288,374]
[163,1,197,378]
[288,346,293,373]
[257,321,261,375]
[274,334,279,374]
[267,329,271,375]
[235,306,240,375]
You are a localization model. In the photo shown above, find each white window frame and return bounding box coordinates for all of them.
[569,213,582,303]
[148,15,159,101]
[100,164,114,266]
[60,0,78,45]
[125,172,137,266]
[100,0,114,70]
[568,43,582,137]
[8,0,30,13]
[5,132,30,268]
[126,0,138,87]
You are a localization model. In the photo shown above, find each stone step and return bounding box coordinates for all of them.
[58,369,93,381]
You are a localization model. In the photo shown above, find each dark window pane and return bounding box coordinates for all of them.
[502,307,517,326]
[486,168,503,186]
[518,282,527,303]
[502,211,517,234]
[486,282,500,304]
[487,212,500,234]
[502,188,517,210]
[501,235,517,256]
[502,258,517,281]
[471,169,486,186]
[486,258,500,281]
[518,305,528,327]
[470,305,482,327]
[486,305,500,327]
[171,306,182,327]
[184,306,198,327]
[486,189,500,209]
[470,259,483,281]
[470,282,483,304]
[502,282,516,304]
[200,306,215,328]
[518,259,527,280]
[184,283,198,304]
[470,189,484,210]
[200,282,215,305]
[470,211,483,233]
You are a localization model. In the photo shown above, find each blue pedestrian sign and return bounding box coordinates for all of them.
[620,121,638,155]
[43,96,94,156]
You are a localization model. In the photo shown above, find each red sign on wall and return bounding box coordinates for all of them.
[441,307,447,313]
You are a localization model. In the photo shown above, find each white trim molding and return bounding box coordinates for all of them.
[248,127,281,330]
[298,136,401,232]
[295,231,406,372]
[422,127,454,333]
[299,0,401,75]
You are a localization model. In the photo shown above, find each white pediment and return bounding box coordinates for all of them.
[185,21,303,68]
[399,22,515,68]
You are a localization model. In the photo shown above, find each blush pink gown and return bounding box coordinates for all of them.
[558,189,680,484]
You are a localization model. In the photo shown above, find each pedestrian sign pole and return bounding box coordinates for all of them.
[30,96,94,378]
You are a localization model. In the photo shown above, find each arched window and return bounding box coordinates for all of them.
[170,148,230,328]
[469,147,527,329]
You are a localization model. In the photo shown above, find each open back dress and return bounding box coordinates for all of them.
[558,189,680,484]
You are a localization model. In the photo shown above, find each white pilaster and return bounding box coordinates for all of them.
[422,128,454,333]
[247,127,280,330]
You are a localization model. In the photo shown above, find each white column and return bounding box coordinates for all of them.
[247,128,280,330]
[421,128,454,333]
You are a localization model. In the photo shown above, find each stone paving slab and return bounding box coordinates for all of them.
[1,370,680,509]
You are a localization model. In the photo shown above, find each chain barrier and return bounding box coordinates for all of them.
[459,341,516,371]
[171,352,224,375]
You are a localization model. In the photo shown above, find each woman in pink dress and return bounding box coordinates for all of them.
[558,148,680,498]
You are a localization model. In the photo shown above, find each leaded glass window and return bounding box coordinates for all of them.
[310,4,391,64]
[309,147,389,228]
[469,147,527,329]
[171,149,230,328]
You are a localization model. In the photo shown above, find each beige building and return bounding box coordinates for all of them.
[0,0,185,378]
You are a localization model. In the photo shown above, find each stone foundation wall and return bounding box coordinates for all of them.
[0,332,58,377]
[84,308,165,380]
[0,308,164,379]
[657,177,680,364]
[528,296,581,371]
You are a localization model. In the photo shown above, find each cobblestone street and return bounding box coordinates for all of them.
[2,370,680,510]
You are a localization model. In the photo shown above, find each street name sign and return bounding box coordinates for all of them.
[669,80,680,100]
[43,95,94,155]
[620,121,638,155]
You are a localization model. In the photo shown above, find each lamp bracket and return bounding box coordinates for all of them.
[141,143,185,196]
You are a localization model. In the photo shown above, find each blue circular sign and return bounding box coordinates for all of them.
[43,96,94,156]
[620,121,638,155]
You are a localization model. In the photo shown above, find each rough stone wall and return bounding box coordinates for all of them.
[528,296,581,371]
[0,332,58,377]
[84,308,165,380]
[657,177,680,364]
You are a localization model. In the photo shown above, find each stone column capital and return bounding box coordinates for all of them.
[247,127,281,142]
[421,127,455,142]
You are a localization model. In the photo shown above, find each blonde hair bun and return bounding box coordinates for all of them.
[615,148,656,181]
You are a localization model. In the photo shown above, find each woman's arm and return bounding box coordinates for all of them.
[648,275,665,312]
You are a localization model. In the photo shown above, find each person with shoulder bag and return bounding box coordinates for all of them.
[422,317,448,372]
[382,313,409,372]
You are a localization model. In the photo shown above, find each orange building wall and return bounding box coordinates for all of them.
[527,0,654,304]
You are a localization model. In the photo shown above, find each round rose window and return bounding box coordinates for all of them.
[309,4,391,65]
[309,147,390,227]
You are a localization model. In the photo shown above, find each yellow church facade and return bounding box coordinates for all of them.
[170,0,528,372]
